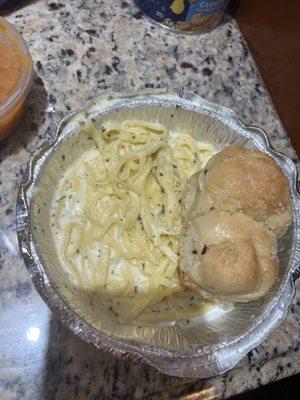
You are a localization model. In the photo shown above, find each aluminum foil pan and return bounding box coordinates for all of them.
[16,89,300,378]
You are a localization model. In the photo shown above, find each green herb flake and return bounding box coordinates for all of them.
[56,195,66,203]
[108,305,118,317]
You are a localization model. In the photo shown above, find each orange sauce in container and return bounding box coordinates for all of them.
[0,17,32,141]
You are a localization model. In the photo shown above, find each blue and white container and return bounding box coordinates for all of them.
[0,0,21,14]
[136,0,229,33]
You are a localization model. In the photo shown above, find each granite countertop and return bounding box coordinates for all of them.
[0,1,299,399]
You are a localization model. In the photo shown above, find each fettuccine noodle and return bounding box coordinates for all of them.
[51,119,213,322]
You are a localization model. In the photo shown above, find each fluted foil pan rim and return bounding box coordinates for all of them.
[16,89,300,378]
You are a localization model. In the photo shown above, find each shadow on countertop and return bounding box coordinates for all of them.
[40,315,299,399]
[232,373,300,400]
[41,316,205,400]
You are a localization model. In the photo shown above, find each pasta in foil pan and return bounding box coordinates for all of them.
[17,89,300,378]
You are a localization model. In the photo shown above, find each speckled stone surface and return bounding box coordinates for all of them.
[0,1,299,399]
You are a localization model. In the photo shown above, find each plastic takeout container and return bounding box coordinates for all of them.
[0,16,32,141]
